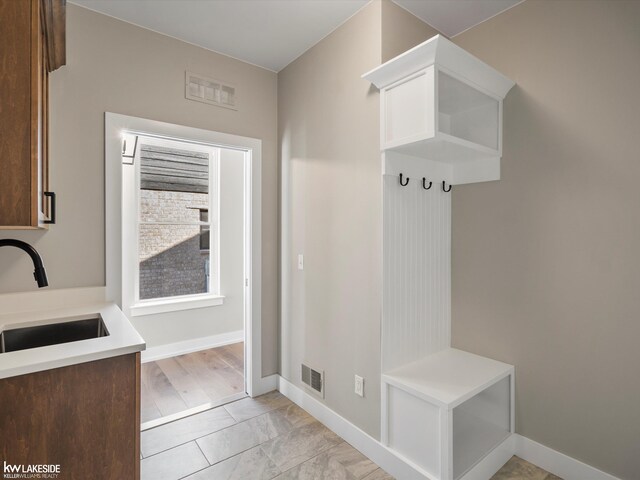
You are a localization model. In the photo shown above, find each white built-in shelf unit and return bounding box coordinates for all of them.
[383,349,514,480]
[363,34,515,185]
[364,35,516,480]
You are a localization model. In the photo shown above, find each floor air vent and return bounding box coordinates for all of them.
[301,364,324,397]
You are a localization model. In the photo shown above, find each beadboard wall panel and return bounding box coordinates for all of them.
[382,173,451,372]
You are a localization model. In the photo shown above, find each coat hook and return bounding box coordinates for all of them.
[442,181,452,193]
[422,178,432,190]
[399,173,409,186]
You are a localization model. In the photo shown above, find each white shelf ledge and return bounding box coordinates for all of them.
[382,348,514,409]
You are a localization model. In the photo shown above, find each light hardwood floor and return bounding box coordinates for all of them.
[141,343,245,423]
[140,391,561,480]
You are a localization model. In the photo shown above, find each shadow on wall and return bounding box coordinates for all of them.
[139,233,209,300]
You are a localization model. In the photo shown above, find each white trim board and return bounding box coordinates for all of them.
[141,330,243,363]
[513,435,620,480]
[276,376,621,480]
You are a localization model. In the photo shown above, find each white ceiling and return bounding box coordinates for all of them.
[70,0,524,72]
[70,0,368,72]
[393,0,524,38]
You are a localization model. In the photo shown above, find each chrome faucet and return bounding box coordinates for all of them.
[0,239,48,288]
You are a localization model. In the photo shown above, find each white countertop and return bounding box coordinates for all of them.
[382,348,513,409]
[0,302,145,379]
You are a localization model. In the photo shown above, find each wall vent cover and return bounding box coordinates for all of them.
[185,71,237,110]
[301,363,324,397]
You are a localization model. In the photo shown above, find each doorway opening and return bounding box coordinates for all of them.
[105,113,264,430]
[124,135,247,428]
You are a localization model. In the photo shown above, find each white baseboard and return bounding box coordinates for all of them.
[513,435,620,480]
[141,330,243,363]
[276,375,620,480]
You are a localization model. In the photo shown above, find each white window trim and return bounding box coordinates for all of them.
[126,135,222,313]
[129,293,225,317]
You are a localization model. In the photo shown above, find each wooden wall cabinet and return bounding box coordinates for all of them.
[0,0,66,228]
[0,353,141,480]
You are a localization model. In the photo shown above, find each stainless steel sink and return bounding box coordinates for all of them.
[0,317,109,354]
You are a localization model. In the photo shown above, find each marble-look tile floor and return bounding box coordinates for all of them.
[140,391,560,480]
[491,456,562,480]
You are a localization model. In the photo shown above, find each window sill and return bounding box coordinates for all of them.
[129,294,225,317]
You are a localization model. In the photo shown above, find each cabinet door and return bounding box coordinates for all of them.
[0,0,54,229]
[0,353,141,479]
[0,0,32,227]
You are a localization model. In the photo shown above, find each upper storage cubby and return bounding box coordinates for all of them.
[438,70,499,150]
[363,35,515,185]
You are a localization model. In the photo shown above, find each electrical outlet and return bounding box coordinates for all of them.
[354,375,364,397]
[297,254,304,270]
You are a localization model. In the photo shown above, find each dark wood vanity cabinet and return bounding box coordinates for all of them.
[0,0,66,228]
[0,353,141,480]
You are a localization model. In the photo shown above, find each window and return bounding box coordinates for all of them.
[132,135,221,309]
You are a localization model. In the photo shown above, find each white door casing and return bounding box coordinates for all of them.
[104,112,268,397]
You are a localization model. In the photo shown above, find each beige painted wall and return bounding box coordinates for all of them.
[451,1,640,478]
[381,0,440,62]
[279,0,383,437]
[278,0,437,438]
[0,4,279,375]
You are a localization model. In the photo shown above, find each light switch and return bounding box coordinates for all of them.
[297,254,304,270]
[355,375,364,397]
